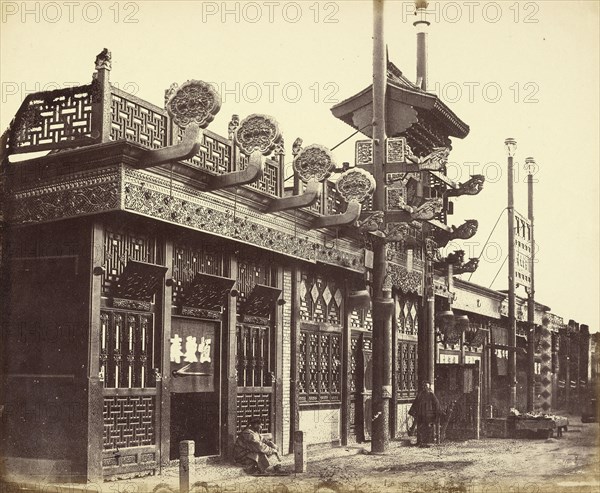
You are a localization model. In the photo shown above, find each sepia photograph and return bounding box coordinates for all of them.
[0,1,598,492]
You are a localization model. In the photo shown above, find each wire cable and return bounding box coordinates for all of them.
[488,255,508,289]
[468,207,508,282]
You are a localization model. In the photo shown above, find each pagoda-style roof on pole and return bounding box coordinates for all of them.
[331,62,469,154]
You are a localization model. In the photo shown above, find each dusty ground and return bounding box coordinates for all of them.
[3,413,598,493]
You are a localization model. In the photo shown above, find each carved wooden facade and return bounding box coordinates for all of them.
[1,51,591,484]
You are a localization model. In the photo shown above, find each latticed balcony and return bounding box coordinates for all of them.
[4,61,347,216]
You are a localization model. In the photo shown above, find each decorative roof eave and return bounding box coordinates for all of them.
[331,81,470,140]
[497,289,551,312]
[8,144,366,273]
[454,278,506,301]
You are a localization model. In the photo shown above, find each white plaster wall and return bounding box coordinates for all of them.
[396,402,413,436]
[298,407,341,445]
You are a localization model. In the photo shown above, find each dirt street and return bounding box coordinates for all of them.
[155,415,599,493]
[2,414,598,493]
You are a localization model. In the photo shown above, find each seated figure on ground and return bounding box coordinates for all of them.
[234,416,282,474]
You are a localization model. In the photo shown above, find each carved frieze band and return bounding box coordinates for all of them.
[181,306,221,319]
[385,262,423,295]
[11,168,120,224]
[112,297,151,311]
[9,163,364,272]
[123,169,365,271]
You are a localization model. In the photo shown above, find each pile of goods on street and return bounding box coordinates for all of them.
[508,409,569,438]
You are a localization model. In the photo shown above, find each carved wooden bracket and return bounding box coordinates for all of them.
[267,143,334,213]
[137,124,202,169]
[183,272,235,312]
[267,179,320,213]
[446,174,485,197]
[311,168,373,230]
[112,260,168,310]
[207,149,263,190]
[311,200,362,229]
[240,284,282,324]
[208,114,280,191]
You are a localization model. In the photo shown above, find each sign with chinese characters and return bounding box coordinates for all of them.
[354,137,408,166]
[170,318,217,393]
[514,210,532,289]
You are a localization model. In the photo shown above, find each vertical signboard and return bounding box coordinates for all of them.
[170,318,217,393]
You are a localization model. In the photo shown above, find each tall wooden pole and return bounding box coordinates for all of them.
[371,0,392,454]
[526,158,536,411]
[505,138,517,410]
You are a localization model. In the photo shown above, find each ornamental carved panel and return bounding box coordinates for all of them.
[293,144,335,183]
[299,269,343,325]
[12,168,120,225]
[164,80,221,129]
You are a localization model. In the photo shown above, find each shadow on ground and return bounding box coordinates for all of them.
[375,460,474,473]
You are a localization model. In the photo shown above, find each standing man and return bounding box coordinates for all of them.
[408,381,441,447]
[234,417,282,474]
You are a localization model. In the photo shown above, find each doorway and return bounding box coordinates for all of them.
[169,317,221,459]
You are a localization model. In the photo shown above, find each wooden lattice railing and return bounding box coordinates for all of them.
[7,74,285,198]
[10,83,98,153]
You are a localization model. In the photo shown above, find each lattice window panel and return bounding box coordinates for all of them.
[103,395,155,450]
[236,324,271,388]
[299,329,342,402]
[308,181,325,214]
[13,86,95,152]
[397,296,419,336]
[397,341,417,399]
[236,257,273,310]
[236,393,272,434]
[172,242,224,305]
[178,127,232,174]
[350,335,359,393]
[100,311,155,389]
[350,308,374,331]
[103,228,155,296]
[248,159,281,197]
[298,332,307,395]
[299,270,342,325]
[326,181,344,215]
[110,92,167,149]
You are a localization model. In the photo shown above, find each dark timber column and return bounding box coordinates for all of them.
[341,283,352,446]
[274,265,284,452]
[86,221,104,482]
[223,251,238,458]
[159,238,173,468]
[390,293,398,438]
[290,266,301,453]
[371,0,392,454]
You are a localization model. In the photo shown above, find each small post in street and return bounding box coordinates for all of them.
[294,431,307,473]
[179,440,195,493]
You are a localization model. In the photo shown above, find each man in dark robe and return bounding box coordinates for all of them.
[234,417,281,474]
[408,381,441,446]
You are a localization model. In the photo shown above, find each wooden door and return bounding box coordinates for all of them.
[169,317,221,458]
[100,309,162,478]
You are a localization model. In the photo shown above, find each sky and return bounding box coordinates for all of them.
[1,0,598,331]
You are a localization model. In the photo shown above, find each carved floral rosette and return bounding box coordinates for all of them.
[234,114,282,156]
[293,144,335,183]
[165,80,222,129]
[335,168,375,203]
